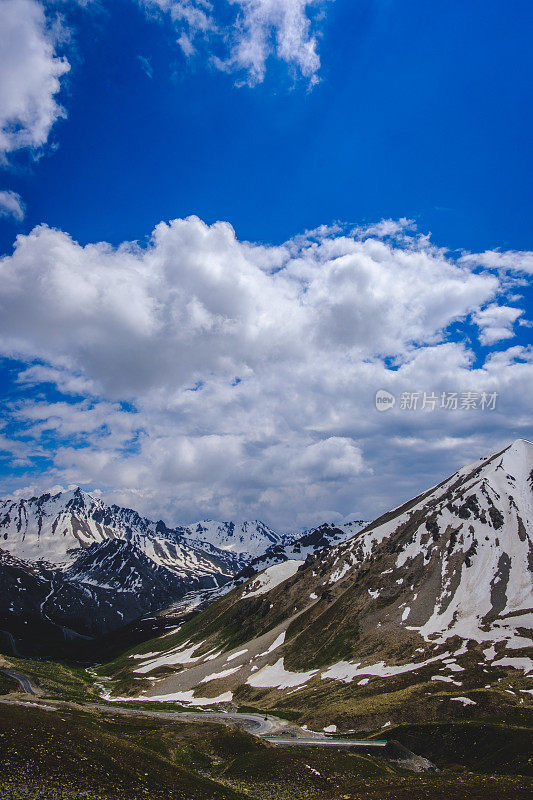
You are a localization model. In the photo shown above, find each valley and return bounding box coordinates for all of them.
[1,439,532,798]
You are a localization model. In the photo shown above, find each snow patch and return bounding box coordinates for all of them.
[133,642,205,674]
[321,652,450,684]
[200,666,242,683]
[492,656,533,674]
[108,690,233,705]
[246,658,317,689]
[243,560,300,599]
[226,649,248,662]
[451,696,477,706]
[258,632,285,657]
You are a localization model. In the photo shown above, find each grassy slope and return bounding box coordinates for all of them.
[0,670,18,694]
[1,654,225,713]
[231,645,533,733]
[1,704,532,800]
[5,656,100,702]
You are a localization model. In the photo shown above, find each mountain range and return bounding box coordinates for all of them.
[0,486,363,656]
[98,439,533,731]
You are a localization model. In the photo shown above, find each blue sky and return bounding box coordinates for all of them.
[0,0,531,528]
[3,0,533,252]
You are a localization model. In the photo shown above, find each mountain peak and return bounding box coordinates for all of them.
[491,437,533,480]
[506,437,533,454]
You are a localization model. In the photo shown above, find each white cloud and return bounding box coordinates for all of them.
[353,218,415,240]
[0,190,25,221]
[143,0,327,84]
[0,216,531,528]
[223,0,323,85]
[460,249,533,275]
[0,216,498,394]
[0,0,325,167]
[473,303,524,346]
[0,0,70,158]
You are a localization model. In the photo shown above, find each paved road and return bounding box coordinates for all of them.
[0,667,389,751]
[90,704,278,735]
[0,668,38,695]
[0,670,281,737]
[0,666,436,769]
[265,736,387,749]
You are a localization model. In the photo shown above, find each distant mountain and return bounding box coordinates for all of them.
[0,541,197,656]
[183,519,292,560]
[0,488,290,656]
[157,519,368,622]
[104,440,533,731]
[236,519,367,579]
[0,487,286,570]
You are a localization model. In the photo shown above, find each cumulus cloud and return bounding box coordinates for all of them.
[0,0,70,158]
[0,216,499,394]
[0,216,531,528]
[0,190,25,221]
[142,0,327,84]
[473,303,523,346]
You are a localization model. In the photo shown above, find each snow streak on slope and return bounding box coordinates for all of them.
[241,560,301,598]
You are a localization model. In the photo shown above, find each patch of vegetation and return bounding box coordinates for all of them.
[233,663,533,739]
[236,705,300,722]
[0,703,245,800]
[2,703,533,800]
[284,589,361,669]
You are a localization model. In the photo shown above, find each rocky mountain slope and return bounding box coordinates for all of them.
[101,440,533,731]
[0,542,194,654]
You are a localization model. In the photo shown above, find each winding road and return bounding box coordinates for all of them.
[0,667,39,695]
[0,665,429,769]
[90,704,280,736]
[0,668,298,737]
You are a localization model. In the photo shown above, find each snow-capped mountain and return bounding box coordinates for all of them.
[0,488,290,655]
[237,519,367,579]
[299,436,533,650]
[107,440,532,730]
[0,541,200,656]
[0,487,285,573]
[183,519,291,560]
[157,520,369,621]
